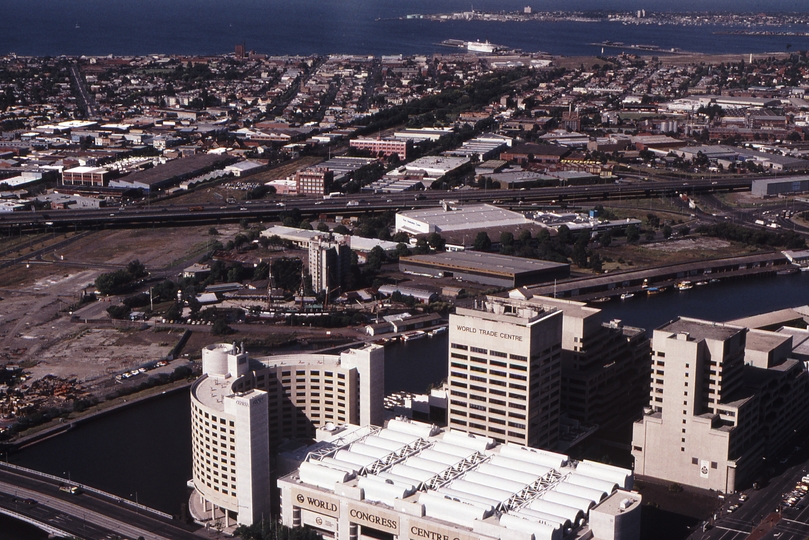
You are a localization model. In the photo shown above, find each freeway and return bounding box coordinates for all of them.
[0,463,205,539]
[0,176,751,234]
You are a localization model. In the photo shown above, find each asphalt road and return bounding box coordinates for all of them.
[0,465,204,540]
[0,176,751,233]
[690,445,809,540]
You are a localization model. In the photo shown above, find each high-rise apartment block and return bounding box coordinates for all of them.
[632,317,809,492]
[308,235,351,293]
[190,342,384,526]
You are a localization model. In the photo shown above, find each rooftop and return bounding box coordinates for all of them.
[658,317,745,343]
[285,419,634,538]
[402,251,568,276]
[397,204,531,232]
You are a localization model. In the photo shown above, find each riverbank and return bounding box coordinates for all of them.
[2,377,195,454]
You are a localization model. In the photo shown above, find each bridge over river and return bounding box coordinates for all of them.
[0,462,214,539]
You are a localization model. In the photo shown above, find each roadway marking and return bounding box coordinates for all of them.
[0,480,172,540]
[781,518,809,526]
[714,525,753,534]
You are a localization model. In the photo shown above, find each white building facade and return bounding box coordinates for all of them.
[279,419,641,540]
[190,342,385,526]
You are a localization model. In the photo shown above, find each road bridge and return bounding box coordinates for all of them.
[0,462,209,539]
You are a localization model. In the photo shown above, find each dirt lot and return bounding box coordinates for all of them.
[600,236,760,272]
[0,223,243,398]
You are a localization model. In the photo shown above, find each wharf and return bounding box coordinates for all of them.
[526,252,792,303]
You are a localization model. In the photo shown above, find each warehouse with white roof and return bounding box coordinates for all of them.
[279,419,640,540]
[395,203,532,235]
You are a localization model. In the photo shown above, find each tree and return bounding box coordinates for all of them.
[500,232,514,247]
[625,224,640,243]
[426,232,445,251]
[365,246,386,272]
[317,222,329,232]
[165,303,182,321]
[662,225,673,239]
[556,225,572,245]
[599,229,613,247]
[212,318,234,336]
[106,304,130,319]
[473,232,491,251]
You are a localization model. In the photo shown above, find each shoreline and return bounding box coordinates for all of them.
[2,378,194,454]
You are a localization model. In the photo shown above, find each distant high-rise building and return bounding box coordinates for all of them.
[308,234,351,293]
[235,42,245,58]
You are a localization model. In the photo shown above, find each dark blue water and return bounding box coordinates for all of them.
[10,390,192,516]
[2,0,809,57]
[599,271,809,331]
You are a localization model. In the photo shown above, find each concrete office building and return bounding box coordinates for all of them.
[279,419,641,540]
[506,293,651,431]
[350,137,410,159]
[449,298,564,449]
[449,293,650,450]
[190,342,385,526]
[61,166,108,187]
[309,235,351,293]
[632,317,809,493]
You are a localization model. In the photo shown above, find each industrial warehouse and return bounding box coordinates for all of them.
[399,251,570,288]
[394,204,533,236]
[279,420,640,540]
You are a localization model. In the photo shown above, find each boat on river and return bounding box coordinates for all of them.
[402,331,426,341]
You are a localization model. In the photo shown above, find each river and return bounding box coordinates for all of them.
[4,272,809,536]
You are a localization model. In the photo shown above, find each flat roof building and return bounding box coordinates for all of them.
[296,167,334,196]
[395,204,532,235]
[400,251,570,288]
[752,175,809,197]
[190,342,385,527]
[449,299,563,449]
[506,293,651,434]
[279,419,640,540]
[632,316,809,493]
[350,137,410,159]
[61,166,108,187]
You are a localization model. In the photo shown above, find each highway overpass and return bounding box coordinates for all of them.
[0,177,751,234]
[0,462,207,539]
